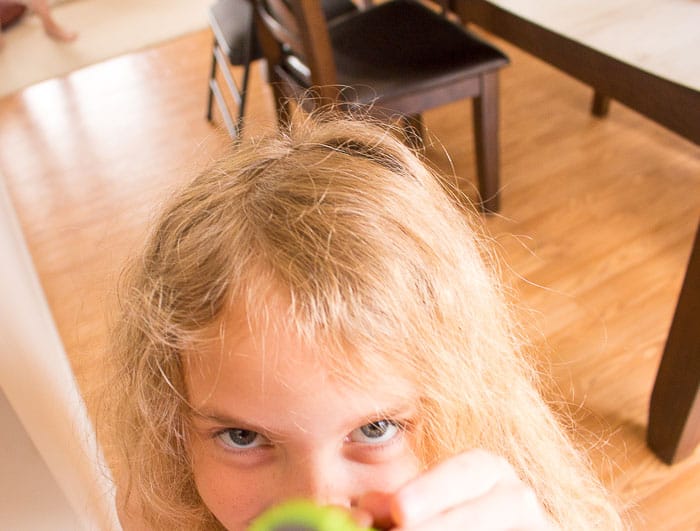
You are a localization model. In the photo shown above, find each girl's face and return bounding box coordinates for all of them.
[185,306,421,530]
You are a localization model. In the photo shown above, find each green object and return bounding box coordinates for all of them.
[249,499,375,531]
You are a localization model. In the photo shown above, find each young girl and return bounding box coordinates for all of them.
[101,111,624,530]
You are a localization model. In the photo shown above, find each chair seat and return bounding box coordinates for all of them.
[326,0,508,107]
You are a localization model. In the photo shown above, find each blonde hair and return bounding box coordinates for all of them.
[101,110,624,529]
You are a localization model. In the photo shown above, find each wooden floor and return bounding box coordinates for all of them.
[1,28,698,530]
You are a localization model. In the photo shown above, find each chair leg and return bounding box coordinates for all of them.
[472,71,501,213]
[206,38,218,122]
[209,43,248,139]
[235,20,258,135]
[207,20,254,139]
[235,60,252,135]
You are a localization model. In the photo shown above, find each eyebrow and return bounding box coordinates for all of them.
[192,409,271,432]
[190,404,418,436]
[189,408,294,443]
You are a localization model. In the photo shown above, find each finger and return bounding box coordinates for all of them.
[391,449,518,527]
[347,507,374,529]
[357,491,395,530]
[394,480,551,531]
[327,504,375,530]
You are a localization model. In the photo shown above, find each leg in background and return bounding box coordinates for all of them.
[24,0,77,41]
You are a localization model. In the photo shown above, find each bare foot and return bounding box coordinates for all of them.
[43,21,77,42]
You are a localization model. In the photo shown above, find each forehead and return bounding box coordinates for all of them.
[184,301,417,430]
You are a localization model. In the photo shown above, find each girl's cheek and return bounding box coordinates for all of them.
[190,443,274,529]
[195,465,274,530]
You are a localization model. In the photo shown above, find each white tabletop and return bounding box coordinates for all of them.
[489,0,700,91]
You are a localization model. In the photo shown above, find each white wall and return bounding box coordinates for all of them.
[0,175,120,530]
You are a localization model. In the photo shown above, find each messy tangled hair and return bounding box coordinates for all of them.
[101,110,623,529]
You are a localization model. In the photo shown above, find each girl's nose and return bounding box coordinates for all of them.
[285,457,353,508]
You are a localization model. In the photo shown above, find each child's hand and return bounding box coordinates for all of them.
[358,449,554,530]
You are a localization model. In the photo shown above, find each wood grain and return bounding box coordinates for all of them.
[1,28,698,529]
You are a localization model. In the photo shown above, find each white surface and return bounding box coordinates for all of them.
[488,0,700,91]
[0,0,212,97]
[0,174,120,530]
[0,389,81,530]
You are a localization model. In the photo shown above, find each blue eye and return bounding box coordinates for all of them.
[348,420,400,444]
[217,429,269,449]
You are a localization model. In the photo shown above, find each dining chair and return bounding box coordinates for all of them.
[254,0,509,212]
[206,0,359,138]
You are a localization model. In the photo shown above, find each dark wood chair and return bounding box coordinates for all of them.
[254,0,509,212]
[206,0,358,138]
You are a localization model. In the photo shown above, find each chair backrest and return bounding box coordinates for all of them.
[254,0,342,103]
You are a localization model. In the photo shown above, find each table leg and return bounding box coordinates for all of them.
[591,91,610,117]
[647,220,700,464]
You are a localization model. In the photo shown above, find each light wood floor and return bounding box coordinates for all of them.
[1,28,698,530]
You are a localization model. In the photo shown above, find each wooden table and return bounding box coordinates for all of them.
[448,0,700,463]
